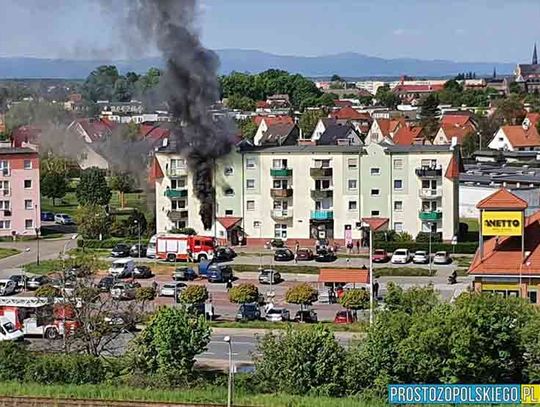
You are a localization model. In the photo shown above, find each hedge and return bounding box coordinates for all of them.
[24,353,105,385]
[373,241,478,254]
[77,238,149,249]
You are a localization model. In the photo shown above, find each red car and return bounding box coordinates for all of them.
[296,248,314,261]
[372,249,390,263]
[334,310,356,324]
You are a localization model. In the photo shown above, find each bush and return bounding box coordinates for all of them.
[373,241,478,254]
[415,232,442,243]
[229,283,259,304]
[0,342,31,381]
[170,227,197,236]
[285,283,318,308]
[178,285,209,304]
[35,284,61,298]
[25,353,105,385]
[271,239,284,248]
[77,238,148,249]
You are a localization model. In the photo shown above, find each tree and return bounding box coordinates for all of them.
[127,307,211,381]
[384,282,440,315]
[299,110,326,137]
[419,94,440,141]
[109,173,135,208]
[331,74,344,82]
[236,118,258,141]
[461,132,479,157]
[254,326,345,396]
[226,94,256,111]
[339,289,369,318]
[82,65,120,102]
[229,283,259,304]
[125,211,147,238]
[74,205,111,239]
[35,284,61,298]
[76,167,111,206]
[285,283,318,313]
[136,287,156,312]
[375,85,400,109]
[5,101,68,130]
[494,95,526,125]
[40,172,68,206]
[178,285,209,305]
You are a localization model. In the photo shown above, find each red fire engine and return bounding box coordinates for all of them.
[155,234,215,262]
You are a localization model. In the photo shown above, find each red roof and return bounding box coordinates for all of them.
[253,116,293,127]
[217,217,242,230]
[376,118,405,138]
[361,217,389,231]
[11,125,41,147]
[256,101,270,109]
[500,125,540,148]
[140,125,170,143]
[148,157,164,183]
[334,100,353,108]
[439,123,475,143]
[74,118,115,142]
[444,154,462,181]
[318,268,369,284]
[525,112,540,127]
[393,84,445,93]
[392,125,425,145]
[476,188,528,210]
[469,210,540,276]
[441,114,473,127]
[330,106,364,121]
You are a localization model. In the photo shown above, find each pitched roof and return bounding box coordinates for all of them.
[392,84,445,93]
[253,115,293,127]
[439,123,475,143]
[441,114,473,127]
[392,125,425,145]
[259,123,297,145]
[318,268,369,284]
[140,125,170,143]
[330,106,364,121]
[361,217,389,231]
[217,217,242,230]
[11,125,41,147]
[525,112,540,127]
[469,210,540,276]
[500,125,540,148]
[334,100,353,108]
[148,157,164,182]
[74,118,115,142]
[376,118,405,138]
[476,188,528,210]
[317,124,357,145]
[444,154,462,180]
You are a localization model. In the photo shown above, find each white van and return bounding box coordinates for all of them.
[147,235,157,258]
[108,258,135,278]
[0,317,23,341]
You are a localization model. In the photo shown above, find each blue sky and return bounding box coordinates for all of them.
[1,0,539,62]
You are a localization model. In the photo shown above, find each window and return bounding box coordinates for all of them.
[175,221,186,229]
[394,201,403,211]
[371,210,380,216]
[224,166,234,176]
[171,200,186,210]
[25,219,33,229]
[171,179,186,189]
[246,179,255,189]
[528,290,538,304]
[24,200,32,210]
[394,222,403,232]
[23,160,32,170]
[394,180,403,190]
[246,200,255,210]
[348,179,358,190]
[224,188,234,196]
[225,209,234,216]
[313,159,331,168]
[246,158,256,169]
[393,159,403,170]
[0,161,9,175]
[370,168,380,176]
[347,158,358,170]
[273,179,288,189]
[315,179,330,190]
[24,180,32,189]
[348,201,357,210]
[0,201,9,210]
[273,200,288,210]
[421,159,437,168]
[0,221,10,229]
[272,159,288,169]
[253,221,261,228]
[170,158,185,169]
[274,223,287,238]
[371,189,380,196]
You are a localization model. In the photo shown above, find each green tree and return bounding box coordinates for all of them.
[136,287,156,312]
[285,283,318,312]
[331,74,344,82]
[254,326,345,396]
[40,172,68,206]
[384,282,440,315]
[359,95,374,106]
[226,94,256,111]
[229,283,259,304]
[299,110,326,137]
[35,284,61,298]
[375,85,400,109]
[236,118,258,141]
[461,132,479,157]
[126,211,147,238]
[494,95,526,125]
[0,342,31,381]
[76,167,111,206]
[113,77,132,102]
[178,285,209,305]
[127,307,211,380]
[74,205,111,239]
[82,65,121,102]
[419,94,440,141]
[339,289,369,317]
[5,101,68,130]
[110,173,135,208]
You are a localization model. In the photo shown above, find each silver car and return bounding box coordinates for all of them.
[265,308,290,322]
[0,279,17,296]
[433,251,451,265]
[111,283,138,300]
[160,282,186,297]
[412,250,429,264]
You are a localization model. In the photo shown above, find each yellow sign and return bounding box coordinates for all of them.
[482,211,523,236]
[522,385,540,403]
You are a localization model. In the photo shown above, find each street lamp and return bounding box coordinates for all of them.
[362,222,374,325]
[134,219,141,259]
[61,233,77,353]
[24,247,30,291]
[34,204,40,266]
[428,222,433,276]
[224,335,233,407]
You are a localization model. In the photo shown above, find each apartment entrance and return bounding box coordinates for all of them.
[310,220,334,240]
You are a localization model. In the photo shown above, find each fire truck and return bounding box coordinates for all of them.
[155,234,215,262]
[0,297,76,340]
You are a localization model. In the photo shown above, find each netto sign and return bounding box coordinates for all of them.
[482,211,523,236]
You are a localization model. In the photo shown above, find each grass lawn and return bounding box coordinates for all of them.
[210,320,367,333]
[23,258,110,275]
[373,267,435,277]
[461,218,479,232]
[0,248,20,259]
[453,256,473,268]
[0,382,375,407]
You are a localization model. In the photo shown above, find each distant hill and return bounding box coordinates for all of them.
[0,50,516,79]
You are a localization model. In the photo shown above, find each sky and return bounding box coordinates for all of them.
[1,0,539,63]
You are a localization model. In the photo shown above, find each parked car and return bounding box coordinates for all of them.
[160,282,187,297]
[110,282,139,300]
[315,249,337,263]
[391,249,411,264]
[40,212,55,222]
[372,249,390,263]
[129,244,147,258]
[258,268,281,285]
[97,276,116,292]
[8,274,27,289]
[265,308,290,322]
[54,213,74,225]
[317,288,334,304]
[235,303,261,321]
[172,266,197,281]
[108,259,135,278]
[111,244,131,258]
[214,246,237,262]
[412,250,430,264]
[132,265,153,279]
[66,265,90,279]
[27,276,49,290]
[0,279,17,296]
[433,251,451,265]
[294,309,318,323]
[207,264,233,283]
[296,248,314,261]
[274,248,294,262]
[334,310,356,324]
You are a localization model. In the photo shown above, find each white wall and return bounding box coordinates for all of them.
[459,185,540,218]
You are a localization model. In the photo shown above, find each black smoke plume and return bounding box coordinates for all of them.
[110,0,235,230]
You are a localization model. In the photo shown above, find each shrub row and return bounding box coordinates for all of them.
[77,238,149,249]
[374,241,478,254]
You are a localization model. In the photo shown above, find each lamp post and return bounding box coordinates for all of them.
[428,222,433,276]
[224,335,233,407]
[134,219,141,259]
[61,234,78,353]
[368,226,373,325]
[24,248,30,291]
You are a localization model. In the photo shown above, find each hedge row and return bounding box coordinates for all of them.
[77,238,149,249]
[373,241,479,254]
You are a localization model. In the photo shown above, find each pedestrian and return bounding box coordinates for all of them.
[356,239,360,254]
[152,280,158,292]
[226,279,233,291]
[294,252,298,264]
[295,240,300,253]
[373,279,379,299]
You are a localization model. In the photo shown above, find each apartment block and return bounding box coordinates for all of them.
[153,143,460,245]
[0,148,41,237]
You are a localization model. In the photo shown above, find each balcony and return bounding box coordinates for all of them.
[270,168,293,177]
[419,211,443,221]
[164,189,188,198]
[418,188,442,199]
[310,167,333,177]
[310,210,334,220]
[166,168,187,178]
[311,189,333,199]
[415,167,442,178]
[271,209,293,220]
[271,188,293,198]
[167,210,188,221]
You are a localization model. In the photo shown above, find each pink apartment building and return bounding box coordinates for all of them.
[0,148,40,237]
